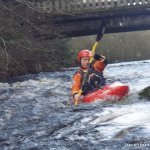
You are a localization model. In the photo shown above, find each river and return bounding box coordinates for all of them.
[0,60,150,150]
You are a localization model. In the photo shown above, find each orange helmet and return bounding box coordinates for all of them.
[77,49,92,62]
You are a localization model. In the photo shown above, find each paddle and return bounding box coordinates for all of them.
[74,20,106,106]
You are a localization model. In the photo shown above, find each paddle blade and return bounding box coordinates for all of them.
[96,20,106,42]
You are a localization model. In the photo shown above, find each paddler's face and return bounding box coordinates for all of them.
[80,57,90,69]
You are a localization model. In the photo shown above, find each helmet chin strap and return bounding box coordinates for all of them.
[81,66,88,69]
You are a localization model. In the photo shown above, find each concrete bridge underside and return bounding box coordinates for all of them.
[33,8,150,39]
[13,0,150,39]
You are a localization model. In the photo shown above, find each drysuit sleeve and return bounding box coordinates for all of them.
[71,73,82,96]
[93,54,108,72]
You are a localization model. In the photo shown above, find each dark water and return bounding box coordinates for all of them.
[0,60,150,150]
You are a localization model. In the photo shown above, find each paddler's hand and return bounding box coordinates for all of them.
[74,94,84,103]
[94,54,108,65]
[94,54,105,60]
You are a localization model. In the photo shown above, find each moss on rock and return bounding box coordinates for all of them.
[139,86,150,100]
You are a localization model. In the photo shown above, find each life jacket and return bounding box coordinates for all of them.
[76,67,106,95]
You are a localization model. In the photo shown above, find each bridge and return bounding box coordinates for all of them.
[15,0,150,39]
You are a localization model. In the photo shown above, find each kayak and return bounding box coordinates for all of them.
[83,82,129,103]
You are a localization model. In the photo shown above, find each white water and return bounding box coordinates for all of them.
[0,60,150,150]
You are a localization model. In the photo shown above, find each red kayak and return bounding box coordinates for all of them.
[83,82,129,103]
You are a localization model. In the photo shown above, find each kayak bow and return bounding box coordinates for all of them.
[83,82,129,103]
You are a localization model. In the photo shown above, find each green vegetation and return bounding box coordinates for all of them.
[67,31,150,63]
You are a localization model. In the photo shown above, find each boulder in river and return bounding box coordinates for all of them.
[139,86,150,100]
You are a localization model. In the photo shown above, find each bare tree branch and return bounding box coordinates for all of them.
[0,37,9,71]
[0,2,44,33]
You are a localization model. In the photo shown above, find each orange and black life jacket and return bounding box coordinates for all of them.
[76,67,106,95]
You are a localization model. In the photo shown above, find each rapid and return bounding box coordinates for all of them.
[0,60,150,150]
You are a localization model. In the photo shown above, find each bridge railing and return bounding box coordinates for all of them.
[16,0,150,14]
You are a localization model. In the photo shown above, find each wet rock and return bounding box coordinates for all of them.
[139,86,150,100]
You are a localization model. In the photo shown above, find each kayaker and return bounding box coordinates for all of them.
[72,49,108,103]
